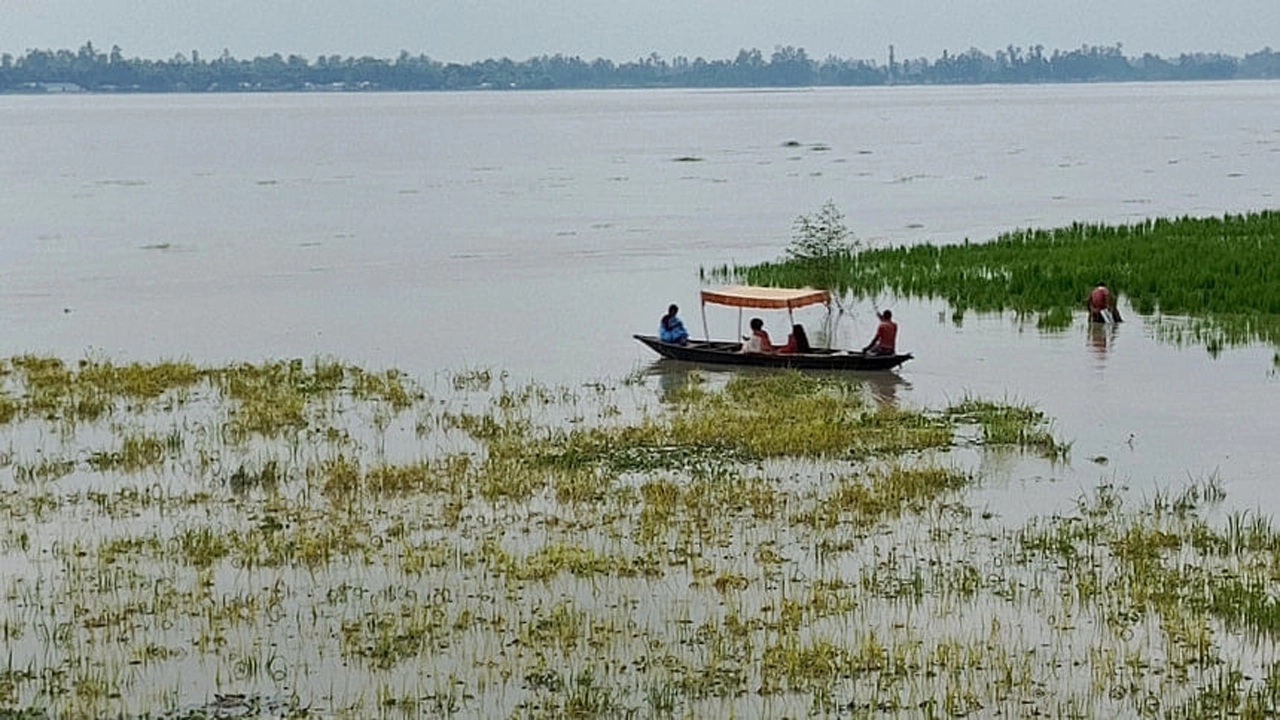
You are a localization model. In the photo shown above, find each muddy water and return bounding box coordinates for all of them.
[1,82,1278,514]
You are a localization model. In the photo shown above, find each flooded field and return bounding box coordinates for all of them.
[1,81,1279,716]
[3,356,1278,718]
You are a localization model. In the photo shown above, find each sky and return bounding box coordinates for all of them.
[0,0,1275,63]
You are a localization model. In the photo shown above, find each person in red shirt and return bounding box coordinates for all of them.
[1087,283,1123,323]
[777,324,811,354]
[862,310,898,355]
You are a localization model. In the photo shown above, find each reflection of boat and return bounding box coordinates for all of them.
[644,359,912,397]
[857,367,912,405]
[635,286,912,371]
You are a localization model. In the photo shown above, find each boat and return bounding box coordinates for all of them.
[635,285,913,371]
[633,335,913,370]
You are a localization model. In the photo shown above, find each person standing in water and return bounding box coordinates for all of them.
[1087,283,1122,324]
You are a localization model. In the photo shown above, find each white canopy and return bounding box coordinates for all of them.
[700,285,831,310]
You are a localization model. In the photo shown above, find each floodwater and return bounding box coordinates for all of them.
[2,80,1279,517]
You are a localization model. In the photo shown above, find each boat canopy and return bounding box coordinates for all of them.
[700,285,831,310]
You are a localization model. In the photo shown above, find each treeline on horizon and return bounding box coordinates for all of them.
[2,41,1278,93]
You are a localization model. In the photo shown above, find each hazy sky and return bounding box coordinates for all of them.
[1,0,1274,62]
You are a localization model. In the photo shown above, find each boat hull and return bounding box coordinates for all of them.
[633,335,912,371]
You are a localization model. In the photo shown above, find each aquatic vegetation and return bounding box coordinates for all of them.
[12,456,76,484]
[796,464,971,530]
[0,355,1274,717]
[1036,304,1074,330]
[350,366,423,411]
[714,210,1280,349]
[947,396,1071,459]
[87,431,170,473]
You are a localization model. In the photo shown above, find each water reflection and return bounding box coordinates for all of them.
[643,359,911,406]
[647,360,704,401]
[1087,321,1119,366]
[860,370,912,406]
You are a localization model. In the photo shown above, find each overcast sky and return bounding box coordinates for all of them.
[1,0,1274,62]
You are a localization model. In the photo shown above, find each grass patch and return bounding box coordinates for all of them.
[712,210,1280,348]
[7,356,1270,718]
[531,371,1002,470]
[947,396,1071,459]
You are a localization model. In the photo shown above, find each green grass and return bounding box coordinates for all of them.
[711,210,1280,347]
[528,371,1058,469]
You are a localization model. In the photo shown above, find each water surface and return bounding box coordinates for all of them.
[1,81,1278,513]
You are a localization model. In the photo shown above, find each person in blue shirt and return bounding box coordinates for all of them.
[659,303,689,344]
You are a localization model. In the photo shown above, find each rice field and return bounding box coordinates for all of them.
[1,355,1278,718]
[712,210,1280,347]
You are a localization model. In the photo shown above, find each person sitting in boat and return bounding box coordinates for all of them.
[778,324,811,354]
[742,317,776,353]
[862,310,898,356]
[659,303,689,344]
[1086,283,1122,324]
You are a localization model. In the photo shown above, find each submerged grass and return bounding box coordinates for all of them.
[0,355,1275,718]
[947,395,1071,459]
[532,372,978,471]
[712,210,1280,348]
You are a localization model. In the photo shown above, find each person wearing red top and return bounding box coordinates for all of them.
[1087,283,1122,323]
[862,310,898,355]
[777,324,811,354]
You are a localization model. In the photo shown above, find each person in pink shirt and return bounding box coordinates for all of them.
[1087,283,1122,323]
[862,310,898,355]
[777,324,811,354]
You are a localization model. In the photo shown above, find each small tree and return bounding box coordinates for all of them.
[786,200,859,294]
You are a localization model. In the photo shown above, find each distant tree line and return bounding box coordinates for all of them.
[2,41,1278,93]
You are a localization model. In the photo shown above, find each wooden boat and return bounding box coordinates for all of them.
[636,285,912,371]
[633,334,912,370]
